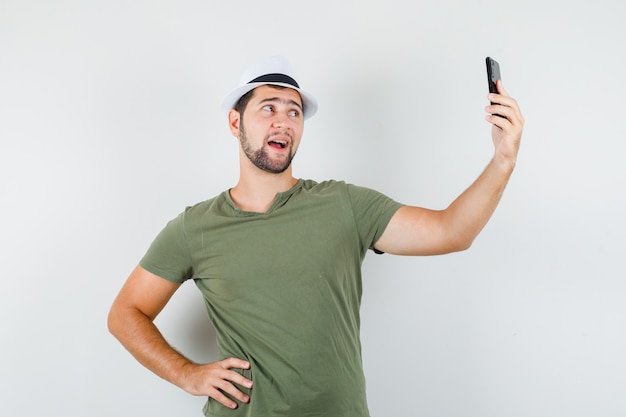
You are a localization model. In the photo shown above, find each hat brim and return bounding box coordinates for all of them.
[220,82,318,120]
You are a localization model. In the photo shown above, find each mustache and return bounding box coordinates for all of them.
[266,131,293,141]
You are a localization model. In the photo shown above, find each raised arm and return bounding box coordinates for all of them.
[107,265,253,409]
[374,80,524,256]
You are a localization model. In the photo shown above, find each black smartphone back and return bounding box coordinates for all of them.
[486,57,501,97]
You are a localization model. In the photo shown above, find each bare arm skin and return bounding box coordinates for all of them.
[375,80,524,256]
[107,265,253,409]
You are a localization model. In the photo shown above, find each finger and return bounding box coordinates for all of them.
[486,99,523,127]
[485,103,505,116]
[220,357,251,370]
[221,369,253,389]
[485,103,512,124]
[214,378,251,404]
[487,93,517,110]
[208,387,242,410]
[486,113,511,130]
[496,79,510,97]
[490,82,523,121]
[219,358,253,388]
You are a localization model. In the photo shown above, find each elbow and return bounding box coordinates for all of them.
[107,303,125,339]
[107,306,118,337]
[457,240,473,252]
[448,234,475,253]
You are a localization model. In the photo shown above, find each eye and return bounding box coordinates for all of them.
[262,105,275,113]
[289,109,300,117]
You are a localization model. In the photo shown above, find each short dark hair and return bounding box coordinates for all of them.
[233,89,255,117]
[233,85,296,117]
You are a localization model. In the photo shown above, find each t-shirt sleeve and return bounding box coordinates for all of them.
[346,184,404,252]
[139,211,194,283]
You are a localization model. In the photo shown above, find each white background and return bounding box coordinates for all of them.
[1,0,625,416]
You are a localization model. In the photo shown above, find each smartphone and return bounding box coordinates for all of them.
[486,57,501,100]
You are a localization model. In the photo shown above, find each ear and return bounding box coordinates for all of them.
[228,109,241,137]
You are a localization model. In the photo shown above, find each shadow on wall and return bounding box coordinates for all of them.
[159,284,220,364]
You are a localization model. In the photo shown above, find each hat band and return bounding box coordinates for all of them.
[248,73,300,88]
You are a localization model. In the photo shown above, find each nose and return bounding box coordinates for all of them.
[272,113,291,129]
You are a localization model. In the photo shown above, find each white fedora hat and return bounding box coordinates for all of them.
[220,56,318,120]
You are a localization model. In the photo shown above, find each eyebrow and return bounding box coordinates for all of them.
[258,97,303,111]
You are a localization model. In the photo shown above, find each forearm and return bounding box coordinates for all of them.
[108,306,193,389]
[442,156,515,249]
[443,79,523,249]
[376,82,523,256]
[108,266,253,408]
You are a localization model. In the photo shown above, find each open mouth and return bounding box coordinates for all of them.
[268,139,288,150]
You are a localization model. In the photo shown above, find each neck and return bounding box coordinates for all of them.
[230,163,298,213]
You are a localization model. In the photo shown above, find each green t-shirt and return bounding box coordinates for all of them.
[140,179,403,417]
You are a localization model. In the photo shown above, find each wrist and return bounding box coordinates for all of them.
[173,358,198,390]
[492,153,517,174]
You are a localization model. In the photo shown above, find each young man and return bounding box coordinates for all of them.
[108,56,524,416]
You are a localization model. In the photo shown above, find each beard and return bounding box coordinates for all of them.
[239,122,296,174]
